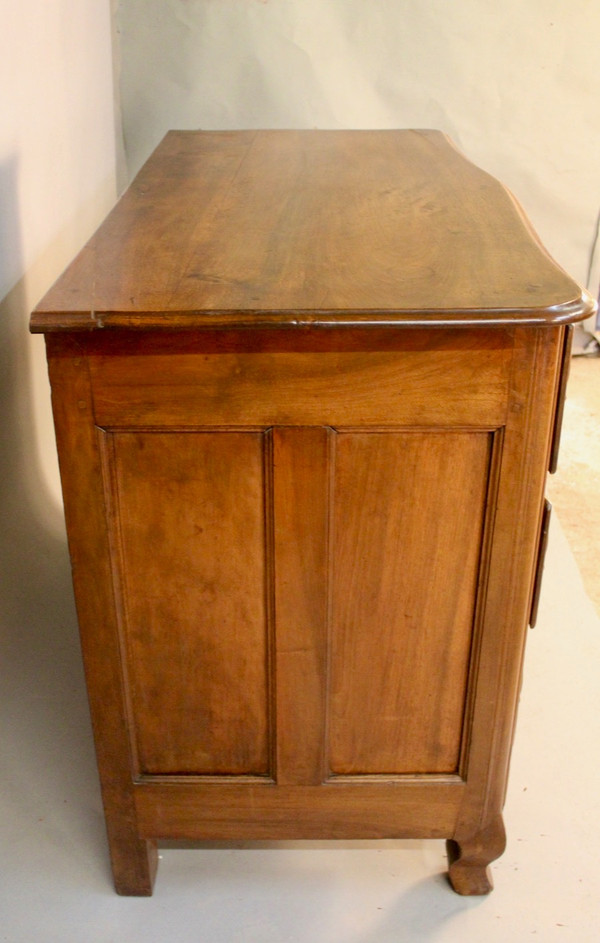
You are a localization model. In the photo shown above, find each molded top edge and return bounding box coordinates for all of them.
[31,130,594,332]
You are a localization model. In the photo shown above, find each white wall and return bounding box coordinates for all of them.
[1,1,120,515]
[117,0,600,297]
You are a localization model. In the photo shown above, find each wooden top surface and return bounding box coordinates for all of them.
[31,130,594,332]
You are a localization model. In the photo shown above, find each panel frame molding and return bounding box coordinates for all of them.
[97,424,276,781]
[95,419,507,789]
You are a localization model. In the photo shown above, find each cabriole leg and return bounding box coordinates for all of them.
[446,814,506,895]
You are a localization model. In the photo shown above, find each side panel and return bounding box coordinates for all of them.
[103,430,272,778]
[45,327,562,885]
[328,431,492,776]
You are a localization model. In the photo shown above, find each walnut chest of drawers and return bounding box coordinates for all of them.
[31,130,593,895]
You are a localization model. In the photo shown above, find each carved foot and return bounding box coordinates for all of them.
[446,814,506,895]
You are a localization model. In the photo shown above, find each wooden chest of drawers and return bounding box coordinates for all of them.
[31,130,593,895]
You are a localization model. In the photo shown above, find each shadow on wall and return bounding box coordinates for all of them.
[0,156,105,870]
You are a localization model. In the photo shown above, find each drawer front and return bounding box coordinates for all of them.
[548,324,573,473]
[87,330,512,429]
[529,498,552,628]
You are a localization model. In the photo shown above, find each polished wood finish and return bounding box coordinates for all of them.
[33,131,593,897]
[447,814,506,895]
[87,335,511,428]
[329,431,491,776]
[272,427,330,786]
[134,781,463,840]
[31,130,594,332]
[106,430,270,777]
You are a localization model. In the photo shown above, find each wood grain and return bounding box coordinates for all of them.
[35,132,589,896]
[106,430,271,776]
[133,780,464,841]
[450,326,563,863]
[89,343,511,429]
[328,431,491,775]
[46,336,158,894]
[272,428,331,785]
[31,131,593,332]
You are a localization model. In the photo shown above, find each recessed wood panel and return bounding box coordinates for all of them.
[106,431,271,776]
[328,431,491,776]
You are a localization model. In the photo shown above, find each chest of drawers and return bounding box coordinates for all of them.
[31,130,593,895]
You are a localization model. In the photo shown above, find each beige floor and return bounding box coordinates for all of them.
[548,350,600,613]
